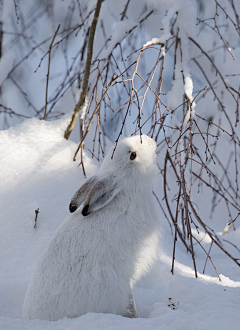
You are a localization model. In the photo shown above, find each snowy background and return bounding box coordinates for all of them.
[1,0,240,329]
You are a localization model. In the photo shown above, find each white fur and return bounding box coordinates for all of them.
[23,135,161,321]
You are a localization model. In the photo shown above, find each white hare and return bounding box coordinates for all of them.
[23,134,161,321]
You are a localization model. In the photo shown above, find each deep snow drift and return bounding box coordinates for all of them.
[0,117,240,330]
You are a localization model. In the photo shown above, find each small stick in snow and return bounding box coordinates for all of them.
[34,208,40,229]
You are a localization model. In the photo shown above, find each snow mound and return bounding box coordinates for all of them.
[0,117,96,318]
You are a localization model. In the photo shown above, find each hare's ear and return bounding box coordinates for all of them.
[81,176,121,216]
[69,176,98,213]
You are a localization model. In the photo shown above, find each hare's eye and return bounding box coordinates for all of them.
[130,151,137,160]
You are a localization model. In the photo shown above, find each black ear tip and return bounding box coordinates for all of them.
[69,203,78,213]
[82,205,90,217]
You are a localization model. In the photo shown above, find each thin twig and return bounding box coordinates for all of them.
[73,75,115,161]
[44,24,60,120]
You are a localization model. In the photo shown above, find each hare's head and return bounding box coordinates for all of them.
[100,134,157,176]
[69,135,156,216]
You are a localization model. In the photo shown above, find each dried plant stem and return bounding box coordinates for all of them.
[189,200,240,267]
[79,119,86,176]
[171,182,181,275]
[34,208,40,229]
[44,24,60,120]
[194,237,221,281]
[181,169,198,278]
[163,151,191,253]
[73,75,115,161]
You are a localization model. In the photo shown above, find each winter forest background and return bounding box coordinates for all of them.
[0,0,240,329]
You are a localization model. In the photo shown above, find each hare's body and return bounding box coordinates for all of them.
[23,135,160,321]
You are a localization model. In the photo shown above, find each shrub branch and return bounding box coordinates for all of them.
[64,0,103,139]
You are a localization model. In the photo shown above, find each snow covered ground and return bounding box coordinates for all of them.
[1,117,240,330]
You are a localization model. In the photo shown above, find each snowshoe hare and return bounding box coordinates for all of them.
[23,135,161,321]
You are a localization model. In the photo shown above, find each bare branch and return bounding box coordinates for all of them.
[64,0,103,139]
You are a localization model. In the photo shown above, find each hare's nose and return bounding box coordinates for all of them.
[69,203,78,213]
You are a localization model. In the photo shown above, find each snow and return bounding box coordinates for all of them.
[158,4,181,44]
[80,98,89,120]
[1,117,240,329]
[143,38,163,48]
